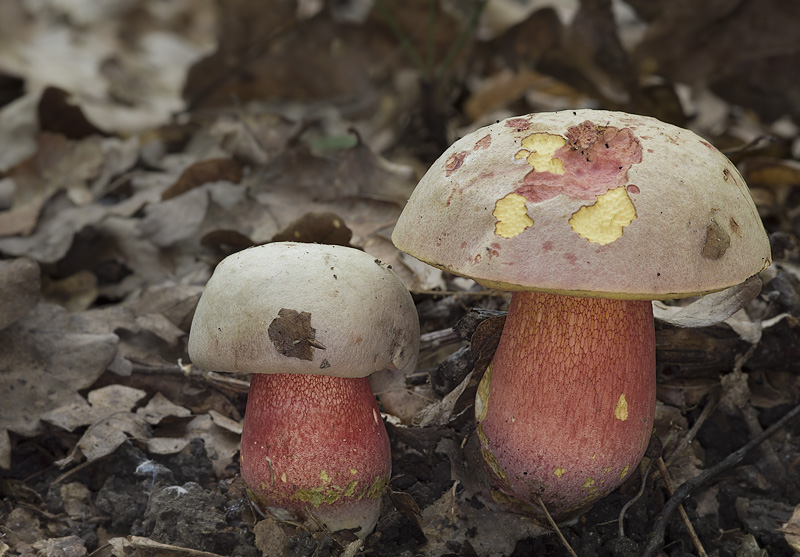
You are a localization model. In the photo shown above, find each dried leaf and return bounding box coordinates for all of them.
[184,414,240,476]
[781,503,800,552]
[138,186,209,248]
[137,393,192,425]
[37,86,107,139]
[0,303,118,437]
[161,158,243,201]
[420,485,547,557]
[370,368,432,424]
[0,257,40,331]
[0,91,39,172]
[653,276,763,328]
[271,211,353,246]
[43,384,146,432]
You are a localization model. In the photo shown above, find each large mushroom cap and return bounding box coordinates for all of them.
[188,242,419,377]
[392,110,771,300]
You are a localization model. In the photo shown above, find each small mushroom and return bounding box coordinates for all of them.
[188,242,419,536]
[392,110,770,519]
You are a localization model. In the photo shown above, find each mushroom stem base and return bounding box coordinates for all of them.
[476,291,656,520]
[241,373,391,537]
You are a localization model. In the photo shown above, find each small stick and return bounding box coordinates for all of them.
[618,460,652,538]
[536,496,578,557]
[666,389,720,467]
[642,401,800,556]
[656,457,708,557]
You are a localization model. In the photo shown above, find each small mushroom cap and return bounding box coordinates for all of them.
[188,243,420,377]
[392,110,771,300]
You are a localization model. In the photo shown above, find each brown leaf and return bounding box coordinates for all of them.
[38,86,107,139]
[161,158,243,201]
[387,488,425,538]
[268,308,320,361]
[199,229,255,256]
[271,211,353,246]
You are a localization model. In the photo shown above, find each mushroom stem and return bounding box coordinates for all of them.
[241,373,391,537]
[476,291,656,519]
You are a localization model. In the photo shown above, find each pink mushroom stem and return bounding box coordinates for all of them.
[241,373,391,536]
[476,291,656,519]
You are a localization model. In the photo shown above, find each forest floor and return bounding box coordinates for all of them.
[2,1,800,556]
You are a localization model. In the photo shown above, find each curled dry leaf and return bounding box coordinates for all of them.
[652,275,763,329]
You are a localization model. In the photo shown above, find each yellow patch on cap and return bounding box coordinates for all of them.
[569,186,637,244]
[516,133,566,174]
[493,193,533,238]
[554,467,566,478]
[582,477,596,489]
[614,393,629,421]
[619,463,630,481]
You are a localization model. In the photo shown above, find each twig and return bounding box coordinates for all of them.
[656,457,708,557]
[536,496,578,557]
[666,388,721,467]
[419,327,460,352]
[642,401,800,556]
[618,460,652,538]
[721,134,776,157]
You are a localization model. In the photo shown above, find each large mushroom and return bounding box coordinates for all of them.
[188,242,419,536]
[392,110,770,519]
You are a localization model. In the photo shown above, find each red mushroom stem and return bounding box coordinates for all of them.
[476,291,656,519]
[241,373,391,535]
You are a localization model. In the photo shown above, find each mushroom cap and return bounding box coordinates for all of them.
[392,110,771,300]
[188,242,420,377]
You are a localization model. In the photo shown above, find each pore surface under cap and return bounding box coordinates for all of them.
[392,110,771,299]
[188,242,419,377]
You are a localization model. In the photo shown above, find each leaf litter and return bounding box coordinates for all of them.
[1,1,800,556]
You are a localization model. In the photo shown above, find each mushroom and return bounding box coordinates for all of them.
[391,110,770,519]
[188,242,419,536]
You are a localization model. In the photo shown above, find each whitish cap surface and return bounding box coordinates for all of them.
[392,110,771,299]
[188,243,420,377]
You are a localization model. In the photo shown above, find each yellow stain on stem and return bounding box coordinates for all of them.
[614,393,629,421]
[475,363,493,422]
[493,193,533,238]
[569,186,637,244]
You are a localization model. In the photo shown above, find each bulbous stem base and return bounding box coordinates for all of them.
[241,373,391,537]
[476,291,656,519]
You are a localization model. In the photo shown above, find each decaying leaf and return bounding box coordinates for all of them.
[0,257,40,330]
[43,384,147,433]
[781,503,800,552]
[0,303,118,438]
[137,392,192,425]
[419,483,547,556]
[653,275,763,329]
[183,414,240,476]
